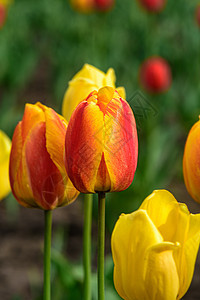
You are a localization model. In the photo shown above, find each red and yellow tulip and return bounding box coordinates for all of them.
[9,102,79,210]
[0,129,11,200]
[65,86,138,193]
[183,118,200,203]
[62,63,125,121]
[112,190,200,300]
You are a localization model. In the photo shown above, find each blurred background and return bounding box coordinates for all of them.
[0,0,200,299]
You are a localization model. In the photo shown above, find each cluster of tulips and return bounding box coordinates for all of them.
[1,63,200,300]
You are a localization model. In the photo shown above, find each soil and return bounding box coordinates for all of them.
[0,184,200,300]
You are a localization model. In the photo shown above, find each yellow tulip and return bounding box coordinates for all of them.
[0,0,12,7]
[62,63,125,121]
[0,129,11,200]
[111,190,200,300]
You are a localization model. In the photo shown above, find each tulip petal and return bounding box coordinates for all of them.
[116,86,126,99]
[25,122,65,210]
[44,106,67,174]
[111,210,163,300]
[74,64,105,83]
[9,122,35,207]
[104,96,138,191]
[183,120,200,203]
[140,190,200,299]
[44,106,79,204]
[0,130,11,199]
[65,100,104,193]
[21,103,45,142]
[175,213,200,299]
[62,78,98,121]
[104,68,116,86]
[140,190,181,241]
[144,242,179,300]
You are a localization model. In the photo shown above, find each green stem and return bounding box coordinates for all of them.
[83,194,93,300]
[98,192,106,300]
[44,210,52,300]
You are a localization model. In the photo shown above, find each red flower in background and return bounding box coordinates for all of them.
[94,0,114,12]
[139,56,172,94]
[196,4,200,27]
[138,0,166,13]
[0,3,7,28]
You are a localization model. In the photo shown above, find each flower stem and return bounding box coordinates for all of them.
[44,210,52,300]
[83,194,93,300]
[98,192,105,300]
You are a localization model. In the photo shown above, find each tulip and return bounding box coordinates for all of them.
[137,0,166,13]
[62,63,125,121]
[70,0,94,13]
[0,3,6,28]
[65,86,138,194]
[0,130,11,200]
[196,4,200,28]
[0,0,12,28]
[139,56,172,93]
[9,102,79,210]
[111,190,200,300]
[94,0,114,12]
[183,118,200,203]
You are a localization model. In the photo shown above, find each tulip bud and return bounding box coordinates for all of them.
[195,4,200,27]
[65,86,138,194]
[94,0,114,12]
[139,56,172,93]
[137,0,166,13]
[112,190,200,300]
[183,119,200,203]
[9,102,79,210]
[62,63,125,122]
[0,130,11,200]
[0,4,6,28]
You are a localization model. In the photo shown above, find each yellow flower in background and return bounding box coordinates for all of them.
[111,190,200,300]
[0,0,12,6]
[0,130,11,200]
[62,63,125,121]
[70,0,94,13]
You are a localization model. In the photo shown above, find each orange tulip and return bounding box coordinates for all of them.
[70,0,94,13]
[9,102,79,210]
[183,118,200,203]
[65,86,138,193]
